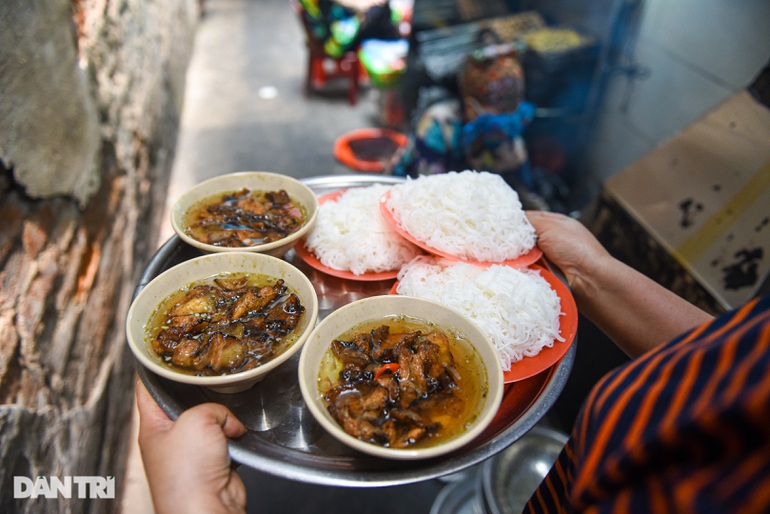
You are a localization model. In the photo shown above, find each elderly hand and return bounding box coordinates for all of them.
[526,210,713,357]
[525,210,613,292]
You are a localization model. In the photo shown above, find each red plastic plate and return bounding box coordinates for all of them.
[379,190,542,268]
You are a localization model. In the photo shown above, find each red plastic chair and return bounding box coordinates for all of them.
[291,0,361,105]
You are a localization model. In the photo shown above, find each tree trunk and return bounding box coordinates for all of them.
[0,0,197,510]
[0,141,168,513]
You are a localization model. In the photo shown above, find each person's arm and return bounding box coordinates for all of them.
[527,211,714,358]
[135,379,248,514]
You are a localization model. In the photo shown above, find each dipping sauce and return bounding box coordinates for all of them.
[146,273,305,376]
[317,315,488,449]
[183,188,306,247]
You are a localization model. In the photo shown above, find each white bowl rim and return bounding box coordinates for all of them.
[127,251,319,387]
[298,295,504,460]
[170,171,319,254]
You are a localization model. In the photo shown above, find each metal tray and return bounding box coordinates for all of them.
[135,174,575,487]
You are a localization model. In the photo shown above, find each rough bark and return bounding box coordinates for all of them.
[0,0,198,512]
[0,1,101,204]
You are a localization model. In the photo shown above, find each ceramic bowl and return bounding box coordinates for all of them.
[171,171,319,257]
[127,252,319,393]
[298,295,504,460]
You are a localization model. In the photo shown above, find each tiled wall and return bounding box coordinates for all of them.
[584,0,770,193]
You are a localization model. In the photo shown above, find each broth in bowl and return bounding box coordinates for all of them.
[182,188,306,248]
[146,272,307,377]
[170,172,319,258]
[298,295,503,459]
[317,315,489,450]
[128,251,319,393]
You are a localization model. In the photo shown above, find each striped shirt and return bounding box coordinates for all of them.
[526,294,770,513]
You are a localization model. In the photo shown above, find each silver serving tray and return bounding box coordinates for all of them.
[134,174,575,487]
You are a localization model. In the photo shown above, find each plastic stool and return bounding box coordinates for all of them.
[306,46,360,105]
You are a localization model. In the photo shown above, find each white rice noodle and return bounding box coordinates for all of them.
[396,256,564,370]
[386,170,537,261]
[304,185,422,275]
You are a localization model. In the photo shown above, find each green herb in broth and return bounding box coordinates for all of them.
[146,272,305,376]
[318,315,488,449]
[183,188,306,247]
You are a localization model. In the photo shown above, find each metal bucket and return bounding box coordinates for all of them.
[479,425,568,514]
[430,467,486,514]
[429,425,567,514]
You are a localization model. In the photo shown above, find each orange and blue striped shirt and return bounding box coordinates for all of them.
[526,294,770,513]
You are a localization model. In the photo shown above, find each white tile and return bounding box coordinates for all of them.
[638,0,667,37]
[585,75,656,183]
[623,43,735,142]
[641,0,770,87]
